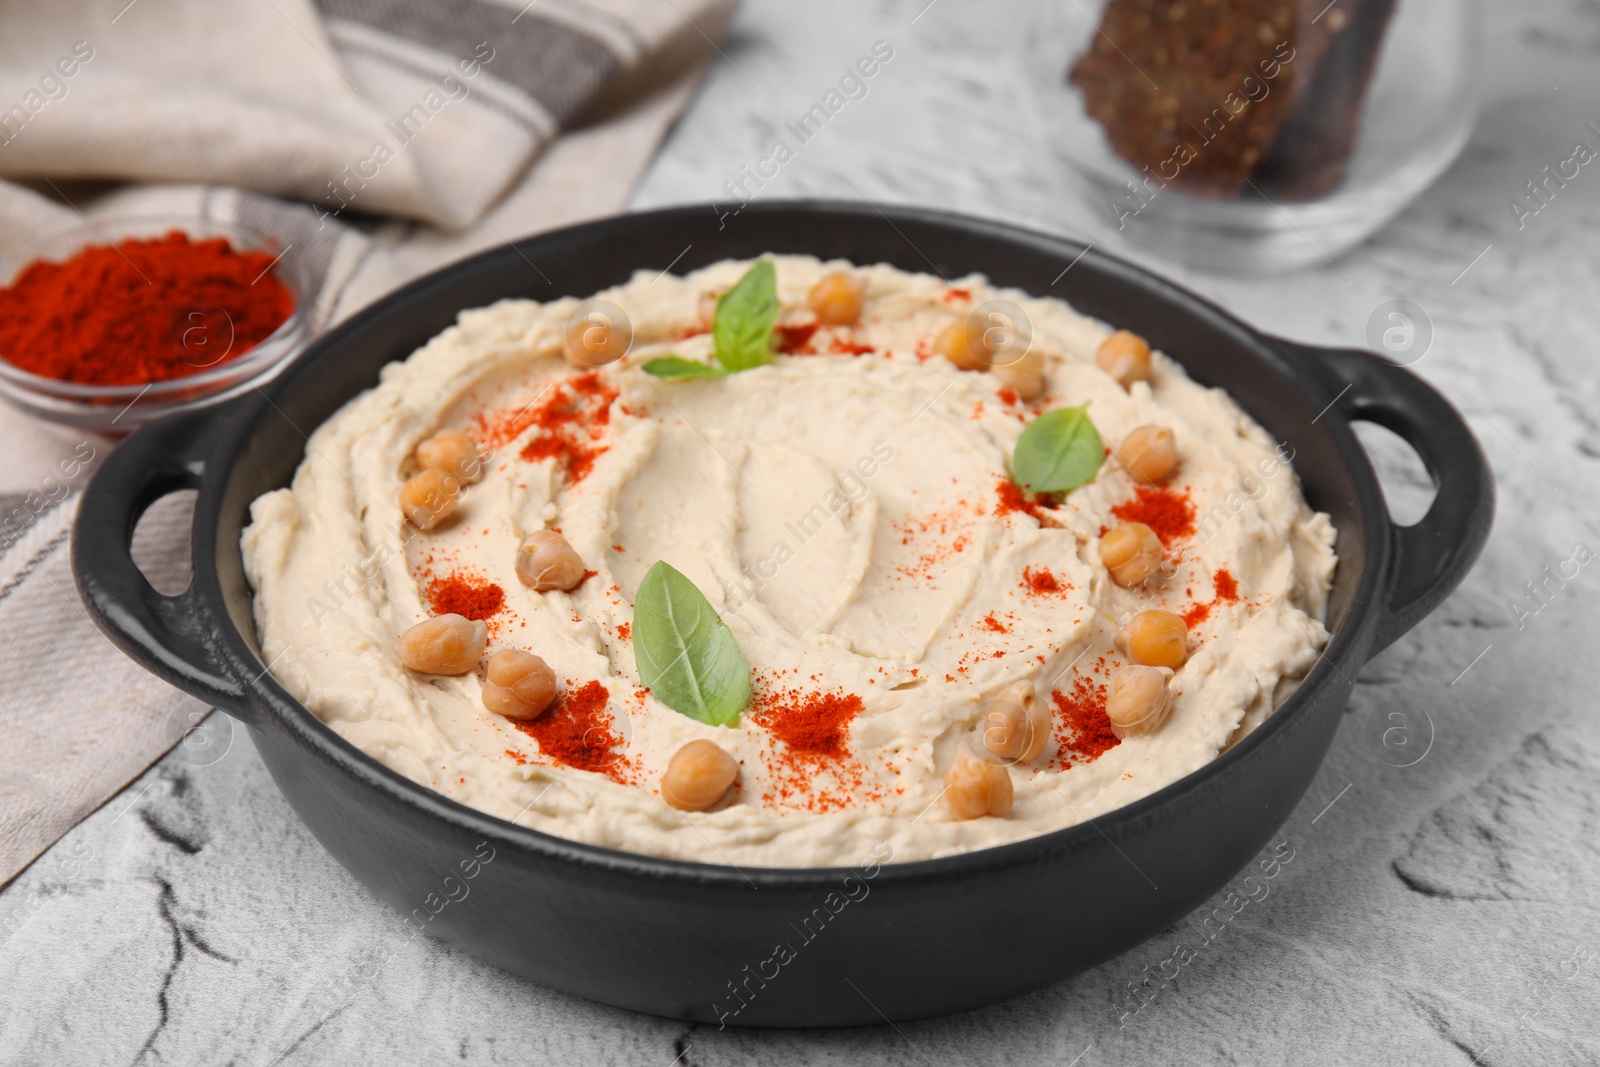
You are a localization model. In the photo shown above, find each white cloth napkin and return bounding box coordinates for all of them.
[0,0,734,886]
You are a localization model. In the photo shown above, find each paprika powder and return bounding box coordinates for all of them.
[0,231,295,387]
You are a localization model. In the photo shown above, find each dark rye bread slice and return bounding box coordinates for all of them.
[1250,0,1397,198]
[1069,0,1395,201]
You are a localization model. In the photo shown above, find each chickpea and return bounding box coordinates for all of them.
[1105,665,1174,737]
[1119,425,1177,484]
[565,313,627,368]
[990,346,1046,401]
[514,530,587,592]
[398,614,486,675]
[661,739,740,811]
[1096,329,1152,388]
[945,746,1015,820]
[1099,522,1164,587]
[982,681,1052,764]
[1116,610,1189,669]
[481,648,557,721]
[415,429,483,484]
[932,319,990,372]
[400,468,461,531]
[807,271,865,325]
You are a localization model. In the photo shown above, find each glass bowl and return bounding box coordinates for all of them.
[1027,0,1484,273]
[0,215,309,432]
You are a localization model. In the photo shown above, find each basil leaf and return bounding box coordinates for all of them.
[633,561,750,727]
[1012,404,1104,493]
[644,356,728,380]
[712,260,779,372]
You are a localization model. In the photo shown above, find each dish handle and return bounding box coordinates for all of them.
[72,402,250,716]
[1276,339,1495,658]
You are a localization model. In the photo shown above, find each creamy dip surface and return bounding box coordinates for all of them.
[242,255,1336,868]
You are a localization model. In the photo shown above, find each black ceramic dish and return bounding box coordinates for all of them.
[74,202,1492,1027]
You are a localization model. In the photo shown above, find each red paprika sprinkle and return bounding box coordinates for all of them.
[1213,568,1240,602]
[0,231,294,386]
[426,574,505,622]
[752,685,867,812]
[515,680,630,783]
[475,371,618,487]
[1181,569,1241,628]
[827,337,876,356]
[752,689,862,761]
[995,479,1046,521]
[1052,677,1120,766]
[774,320,819,353]
[1110,485,1195,545]
[1021,565,1068,596]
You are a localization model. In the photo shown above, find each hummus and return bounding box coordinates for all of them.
[241,255,1336,867]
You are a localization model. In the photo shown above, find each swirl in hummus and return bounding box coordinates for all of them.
[241,255,1336,867]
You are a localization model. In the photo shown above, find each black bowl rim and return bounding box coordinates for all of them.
[194,199,1387,888]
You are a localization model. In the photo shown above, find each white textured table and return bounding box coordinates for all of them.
[4,1,1597,1063]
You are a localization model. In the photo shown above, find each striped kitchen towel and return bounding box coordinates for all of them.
[0,0,736,887]
[0,0,734,231]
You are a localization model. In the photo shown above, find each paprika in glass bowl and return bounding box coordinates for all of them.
[0,215,308,431]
